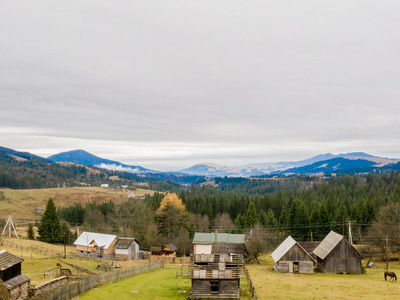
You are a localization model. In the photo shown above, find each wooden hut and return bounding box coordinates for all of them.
[0,250,30,300]
[162,243,177,256]
[271,236,316,273]
[114,238,140,260]
[190,253,244,299]
[313,231,364,274]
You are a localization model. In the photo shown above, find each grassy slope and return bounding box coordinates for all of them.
[79,265,251,300]
[247,256,400,299]
[0,238,146,285]
[0,187,153,221]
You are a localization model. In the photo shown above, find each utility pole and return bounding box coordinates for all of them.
[311,232,313,242]
[386,235,389,270]
[348,221,353,245]
[63,233,66,259]
[77,225,79,238]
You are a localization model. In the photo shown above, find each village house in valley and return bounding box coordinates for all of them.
[190,232,245,299]
[0,250,30,300]
[114,237,140,260]
[313,231,364,274]
[271,236,316,273]
[74,232,118,258]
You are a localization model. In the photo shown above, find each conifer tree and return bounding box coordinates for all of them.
[27,223,35,240]
[38,198,63,243]
[245,201,259,228]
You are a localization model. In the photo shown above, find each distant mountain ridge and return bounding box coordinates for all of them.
[47,149,151,174]
[181,152,396,177]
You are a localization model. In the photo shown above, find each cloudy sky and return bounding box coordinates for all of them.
[1,1,400,170]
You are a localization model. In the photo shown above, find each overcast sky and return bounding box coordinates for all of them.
[1,1,400,170]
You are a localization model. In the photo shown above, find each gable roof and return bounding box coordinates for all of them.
[313,231,363,260]
[271,236,316,263]
[114,238,138,249]
[193,233,245,245]
[73,232,117,250]
[0,250,24,271]
[165,243,177,252]
[313,231,343,260]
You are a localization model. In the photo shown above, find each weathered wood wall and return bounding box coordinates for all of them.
[275,244,315,273]
[318,240,362,274]
[0,263,21,282]
[192,279,240,299]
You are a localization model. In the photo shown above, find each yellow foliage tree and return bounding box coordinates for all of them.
[156,193,186,215]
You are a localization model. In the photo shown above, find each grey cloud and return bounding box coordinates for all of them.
[1,1,400,168]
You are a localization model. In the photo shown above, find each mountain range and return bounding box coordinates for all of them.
[1,146,399,180]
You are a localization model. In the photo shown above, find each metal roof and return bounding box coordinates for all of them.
[73,232,117,250]
[165,243,177,252]
[114,238,137,249]
[271,236,317,263]
[4,275,30,289]
[0,250,24,271]
[271,236,297,262]
[313,231,343,259]
[193,233,246,244]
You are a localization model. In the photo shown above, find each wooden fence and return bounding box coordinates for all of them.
[0,240,63,258]
[244,266,258,300]
[45,260,163,300]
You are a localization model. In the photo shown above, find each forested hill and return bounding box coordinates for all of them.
[0,146,93,189]
[149,172,400,241]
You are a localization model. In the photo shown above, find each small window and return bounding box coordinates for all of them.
[210,280,219,293]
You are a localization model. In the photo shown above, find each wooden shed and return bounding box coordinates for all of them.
[0,250,30,300]
[271,236,316,273]
[313,231,364,274]
[114,237,140,260]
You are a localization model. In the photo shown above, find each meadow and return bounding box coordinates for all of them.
[246,256,400,299]
[0,238,146,285]
[78,265,251,300]
[0,186,153,221]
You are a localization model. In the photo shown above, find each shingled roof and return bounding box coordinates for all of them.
[0,250,24,271]
[4,274,30,289]
[73,232,117,250]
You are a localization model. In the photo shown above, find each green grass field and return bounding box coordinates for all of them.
[246,256,400,299]
[78,265,251,300]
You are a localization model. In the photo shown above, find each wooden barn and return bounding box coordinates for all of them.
[0,250,30,300]
[73,232,117,258]
[313,231,364,274]
[193,232,246,255]
[271,236,316,273]
[114,237,140,260]
[190,253,244,299]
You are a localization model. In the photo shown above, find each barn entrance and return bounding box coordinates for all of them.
[293,262,299,273]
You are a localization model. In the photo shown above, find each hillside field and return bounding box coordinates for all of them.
[0,237,146,285]
[0,187,154,222]
[246,256,400,299]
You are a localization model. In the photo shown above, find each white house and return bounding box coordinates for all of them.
[73,232,117,257]
[114,238,140,260]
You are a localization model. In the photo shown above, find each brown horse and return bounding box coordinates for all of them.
[385,271,397,281]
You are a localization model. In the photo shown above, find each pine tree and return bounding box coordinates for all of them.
[264,209,278,228]
[38,198,63,243]
[245,201,259,228]
[289,199,309,241]
[27,223,35,240]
